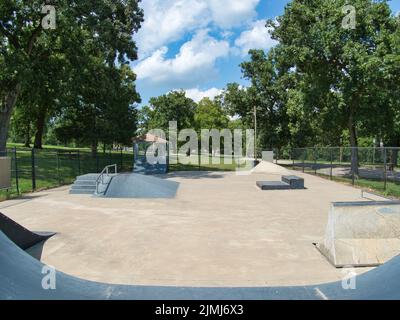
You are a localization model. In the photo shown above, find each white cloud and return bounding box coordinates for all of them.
[135,0,208,57]
[135,0,260,56]
[207,0,260,29]
[234,20,277,56]
[184,87,223,102]
[135,30,230,86]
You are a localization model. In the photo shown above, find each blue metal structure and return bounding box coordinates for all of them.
[133,134,168,175]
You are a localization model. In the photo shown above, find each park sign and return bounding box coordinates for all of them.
[0,157,11,190]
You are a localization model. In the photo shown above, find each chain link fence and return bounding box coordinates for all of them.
[0,147,134,200]
[276,147,400,197]
[7,144,397,199]
[168,151,253,172]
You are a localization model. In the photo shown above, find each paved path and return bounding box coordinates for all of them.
[279,160,400,181]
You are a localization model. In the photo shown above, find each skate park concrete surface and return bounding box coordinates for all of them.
[0,168,375,287]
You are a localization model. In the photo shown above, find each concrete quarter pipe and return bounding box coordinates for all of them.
[1,228,400,300]
[0,212,55,250]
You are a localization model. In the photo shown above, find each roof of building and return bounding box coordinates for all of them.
[132,133,168,144]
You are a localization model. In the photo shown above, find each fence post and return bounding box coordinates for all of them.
[120,148,123,171]
[31,148,36,190]
[372,147,375,168]
[232,146,234,170]
[77,150,81,176]
[14,147,19,194]
[167,143,170,173]
[292,149,295,168]
[198,141,201,171]
[384,147,388,191]
[302,149,305,173]
[330,148,333,180]
[57,151,61,185]
[351,148,355,186]
[314,147,317,175]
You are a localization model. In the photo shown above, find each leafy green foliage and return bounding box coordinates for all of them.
[139,90,196,133]
[0,1,144,151]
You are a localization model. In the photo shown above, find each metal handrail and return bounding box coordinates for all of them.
[95,164,117,195]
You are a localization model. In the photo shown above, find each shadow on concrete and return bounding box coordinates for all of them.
[0,194,49,210]
[26,240,49,261]
[0,212,56,250]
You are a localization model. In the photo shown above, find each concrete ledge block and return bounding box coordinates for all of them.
[256,181,291,190]
[282,175,304,189]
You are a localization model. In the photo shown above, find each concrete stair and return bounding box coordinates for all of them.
[69,174,98,194]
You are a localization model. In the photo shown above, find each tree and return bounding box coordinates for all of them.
[268,0,398,173]
[8,103,35,147]
[194,97,229,131]
[0,0,144,150]
[240,49,292,150]
[222,50,291,152]
[194,97,230,155]
[54,62,140,156]
[222,83,253,125]
[140,90,197,132]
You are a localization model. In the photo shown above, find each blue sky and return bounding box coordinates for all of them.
[132,0,400,105]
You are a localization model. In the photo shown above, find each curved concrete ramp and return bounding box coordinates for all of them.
[102,173,179,199]
[1,231,400,300]
[317,201,400,267]
[0,212,55,250]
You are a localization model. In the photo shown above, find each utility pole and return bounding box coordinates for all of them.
[254,105,258,162]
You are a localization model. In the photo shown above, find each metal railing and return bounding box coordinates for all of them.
[95,164,118,195]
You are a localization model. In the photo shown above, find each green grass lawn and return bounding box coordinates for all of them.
[0,145,134,202]
[333,176,400,199]
[309,172,400,199]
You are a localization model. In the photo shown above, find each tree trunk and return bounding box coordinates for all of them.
[389,138,400,169]
[348,113,359,175]
[23,120,32,147]
[24,133,31,148]
[91,140,98,157]
[33,107,47,149]
[0,84,21,151]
